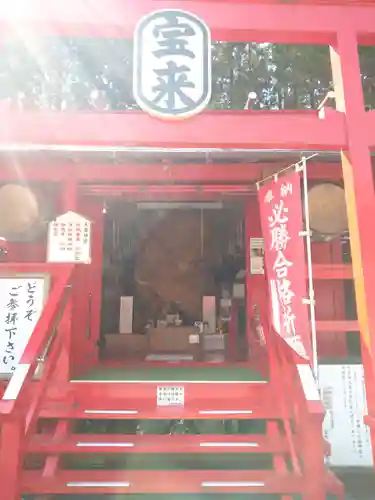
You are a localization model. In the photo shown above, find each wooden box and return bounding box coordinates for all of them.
[104,333,148,360]
[147,326,202,360]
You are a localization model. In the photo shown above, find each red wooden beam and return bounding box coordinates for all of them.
[39,403,279,420]
[0,162,343,183]
[365,110,375,147]
[21,470,305,495]
[27,433,287,454]
[312,264,353,280]
[84,192,252,201]
[0,110,346,150]
[83,184,254,192]
[1,0,375,44]
[316,320,359,331]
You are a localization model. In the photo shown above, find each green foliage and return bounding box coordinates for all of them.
[0,37,374,110]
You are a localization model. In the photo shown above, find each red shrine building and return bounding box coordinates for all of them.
[0,1,374,499]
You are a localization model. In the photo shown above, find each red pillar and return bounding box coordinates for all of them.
[61,171,77,212]
[245,198,268,369]
[330,29,375,460]
[51,173,77,382]
[0,419,23,500]
[69,197,104,375]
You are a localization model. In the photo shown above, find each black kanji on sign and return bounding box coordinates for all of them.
[152,61,195,111]
[5,327,17,339]
[6,298,19,310]
[5,312,18,325]
[153,12,196,59]
[134,10,211,118]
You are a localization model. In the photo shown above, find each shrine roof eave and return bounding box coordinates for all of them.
[1,0,375,44]
[0,109,347,152]
[0,146,345,165]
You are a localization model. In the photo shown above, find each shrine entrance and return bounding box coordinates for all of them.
[97,193,250,367]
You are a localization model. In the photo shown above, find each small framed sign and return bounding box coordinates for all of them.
[157,386,185,406]
[47,211,92,264]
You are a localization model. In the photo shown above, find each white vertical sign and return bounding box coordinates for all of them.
[319,364,373,467]
[250,237,264,275]
[0,278,45,375]
[47,211,92,264]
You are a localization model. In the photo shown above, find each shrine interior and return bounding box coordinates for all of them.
[99,199,248,363]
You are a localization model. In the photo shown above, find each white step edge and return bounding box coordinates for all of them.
[202,481,265,487]
[71,379,268,384]
[84,410,138,415]
[67,482,131,487]
[199,410,253,415]
[199,442,259,447]
[76,442,135,447]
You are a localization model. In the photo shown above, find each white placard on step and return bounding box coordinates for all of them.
[157,386,184,407]
[0,276,47,375]
[319,364,373,467]
[47,211,92,264]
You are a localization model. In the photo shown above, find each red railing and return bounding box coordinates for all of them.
[0,263,75,500]
[0,264,74,416]
[256,312,328,499]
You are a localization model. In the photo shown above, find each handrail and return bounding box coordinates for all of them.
[37,285,72,363]
[0,264,75,417]
[260,318,301,473]
[259,311,325,476]
[274,350,301,472]
[24,283,73,436]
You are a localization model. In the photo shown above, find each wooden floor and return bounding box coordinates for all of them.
[73,364,267,382]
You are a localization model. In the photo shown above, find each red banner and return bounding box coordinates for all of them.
[258,171,311,360]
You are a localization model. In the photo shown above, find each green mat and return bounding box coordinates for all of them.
[74,365,267,382]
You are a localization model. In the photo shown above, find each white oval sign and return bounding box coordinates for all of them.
[133,9,212,120]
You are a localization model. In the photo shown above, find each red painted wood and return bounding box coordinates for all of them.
[331,28,375,462]
[65,380,270,406]
[1,0,375,44]
[0,265,73,416]
[0,162,344,183]
[312,263,352,280]
[7,241,46,263]
[314,242,348,357]
[69,198,103,375]
[316,320,359,331]
[20,267,73,365]
[300,415,326,500]
[0,0,370,493]
[39,403,279,421]
[42,420,70,478]
[21,469,305,495]
[245,198,269,374]
[0,110,346,150]
[27,433,287,454]
[268,421,295,500]
[0,419,23,500]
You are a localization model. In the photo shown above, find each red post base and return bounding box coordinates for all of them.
[0,419,23,500]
